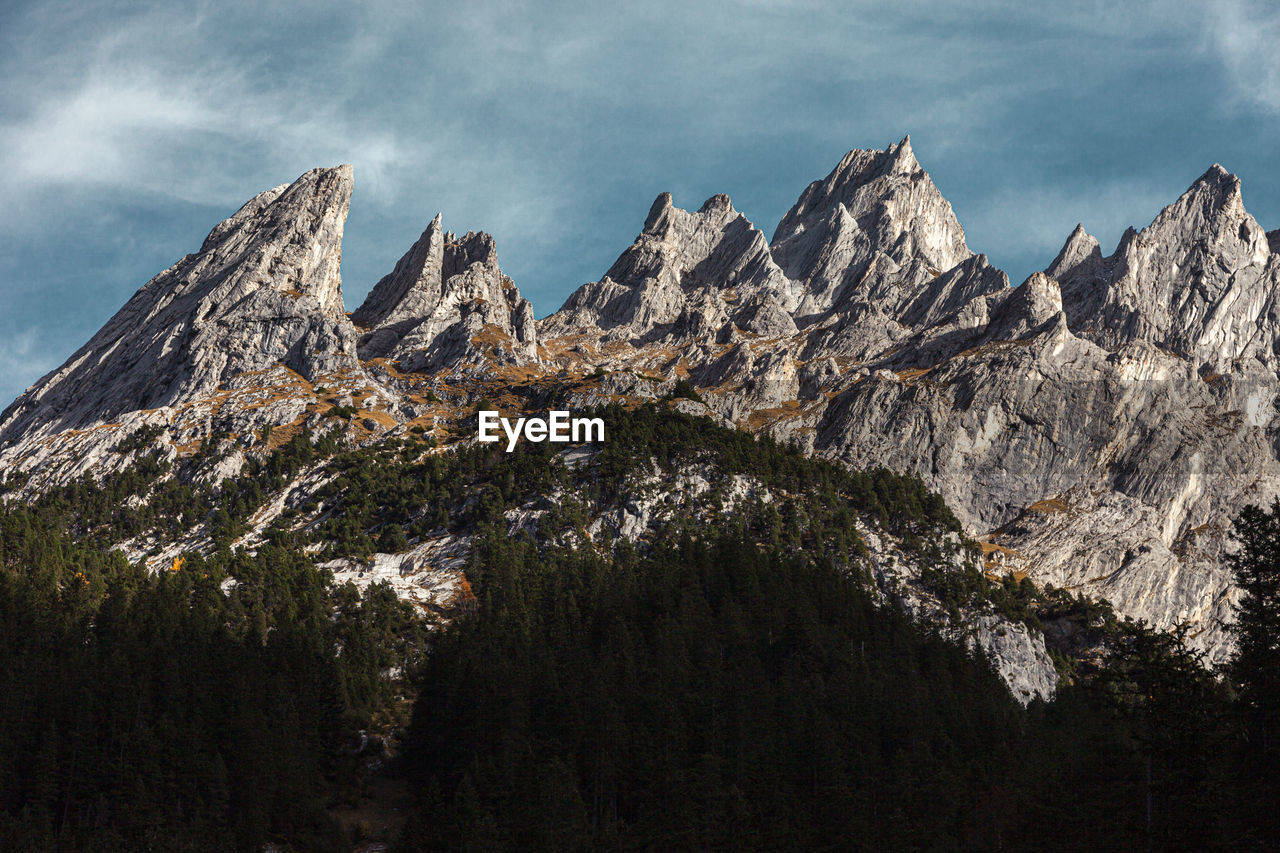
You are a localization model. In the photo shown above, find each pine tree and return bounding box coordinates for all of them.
[1227,501,1280,755]
[1224,501,1280,845]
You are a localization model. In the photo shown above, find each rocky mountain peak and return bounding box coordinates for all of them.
[699,193,734,214]
[1051,223,1101,270]
[987,271,1066,340]
[1047,224,1108,327]
[543,191,796,344]
[199,184,289,252]
[442,230,500,277]
[1051,164,1274,367]
[351,213,445,331]
[0,165,361,444]
[605,191,753,280]
[199,164,354,316]
[886,133,919,174]
[771,136,966,269]
[643,192,675,231]
[767,138,974,320]
[354,217,537,370]
[1150,164,1264,256]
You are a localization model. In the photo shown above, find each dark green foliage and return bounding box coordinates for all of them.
[307,403,961,567]
[0,508,424,851]
[403,528,1021,850]
[4,403,1279,849]
[400,524,1250,851]
[1225,500,1280,844]
[23,426,338,549]
[664,378,703,402]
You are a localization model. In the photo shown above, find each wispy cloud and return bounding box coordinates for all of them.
[0,330,59,399]
[1205,0,1280,114]
[0,2,413,222]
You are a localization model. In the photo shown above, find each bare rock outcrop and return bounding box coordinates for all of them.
[354,218,537,371]
[1049,164,1277,372]
[0,165,361,446]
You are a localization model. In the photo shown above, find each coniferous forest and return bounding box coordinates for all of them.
[0,406,1277,850]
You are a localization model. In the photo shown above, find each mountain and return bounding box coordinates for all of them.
[7,138,1280,851]
[2,136,1276,681]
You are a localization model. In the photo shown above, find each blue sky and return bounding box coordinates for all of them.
[2,0,1280,404]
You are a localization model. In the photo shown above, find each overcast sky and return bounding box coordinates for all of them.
[2,0,1280,404]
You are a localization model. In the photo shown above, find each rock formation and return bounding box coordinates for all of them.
[353,216,538,370]
[0,165,361,445]
[539,190,799,346]
[4,137,1279,675]
[538,138,1280,665]
[1048,164,1278,372]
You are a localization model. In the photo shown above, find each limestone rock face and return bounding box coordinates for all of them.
[540,137,1008,417]
[352,213,447,331]
[354,219,538,370]
[539,191,798,346]
[0,165,361,445]
[771,136,996,321]
[535,142,1280,667]
[1049,165,1277,372]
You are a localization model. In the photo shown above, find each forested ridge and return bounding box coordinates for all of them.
[0,404,1276,850]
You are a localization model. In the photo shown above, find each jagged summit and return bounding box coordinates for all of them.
[1050,163,1275,369]
[1049,224,1101,269]
[768,137,984,320]
[540,189,798,344]
[771,136,925,244]
[772,137,965,263]
[543,138,1004,350]
[354,217,537,370]
[0,164,360,444]
[352,213,446,331]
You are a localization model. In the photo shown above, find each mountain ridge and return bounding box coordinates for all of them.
[3,137,1278,674]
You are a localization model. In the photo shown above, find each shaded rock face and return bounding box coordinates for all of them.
[0,166,361,445]
[353,217,538,370]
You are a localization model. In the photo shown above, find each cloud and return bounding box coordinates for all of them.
[0,1,407,224]
[0,329,59,403]
[1206,0,1280,113]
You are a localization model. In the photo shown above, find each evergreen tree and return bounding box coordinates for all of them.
[1228,501,1280,752]
[1225,500,1280,845]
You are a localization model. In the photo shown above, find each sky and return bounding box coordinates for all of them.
[2,0,1280,404]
